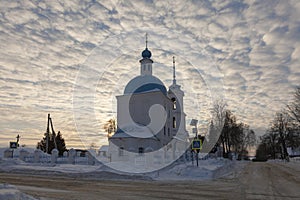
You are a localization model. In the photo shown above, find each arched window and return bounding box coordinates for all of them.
[173,117,176,128]
[138,147,144,155]
[171,98,176,110]
[119,147,124,156]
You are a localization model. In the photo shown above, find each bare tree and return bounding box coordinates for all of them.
[256,130,280,161]
[256,87,300,161]
[260,130,280,159]
[287,87,300,124]
[286,87,300,155]
[222,110,235,154]
[210,100,256,159]
[211,99,227,156]
[237,124,256,159]
[212,99,227,130]
[103,118,116,138]
[269,112,291,161]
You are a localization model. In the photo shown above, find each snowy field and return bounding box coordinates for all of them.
[1,150,299,200]
[0,184,37,200]
[0,147,236,181]
[0,158,237,200]
[0,156,235,181]
[0,147,240,199]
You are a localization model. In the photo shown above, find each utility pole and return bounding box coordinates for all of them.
[16,134,20,147]
[49,116,57,150]
[190,119,199,167]
[46,114,50,154]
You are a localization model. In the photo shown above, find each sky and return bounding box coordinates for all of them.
[0,0,300,149]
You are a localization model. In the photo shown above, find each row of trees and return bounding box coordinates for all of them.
[256,87,300,161]
[209,100,256,159]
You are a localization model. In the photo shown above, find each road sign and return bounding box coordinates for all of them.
[10,142,18,149]
[190,119,198,126]
[192,139,202,167]
[192,139,202,150]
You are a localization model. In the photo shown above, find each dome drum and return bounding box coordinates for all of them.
[124,75,167,95]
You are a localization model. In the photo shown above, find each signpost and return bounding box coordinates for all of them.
[192,139,202,150]
[10,142,18,149]
[9,134,20,157]
[190,119,202,167]
[192,138,202,167]
[192,127,198,166]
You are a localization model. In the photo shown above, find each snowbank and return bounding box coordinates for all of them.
[0,158,237,181]
[0,148,239,181]
[152,158,234,180]
[0,147,36,158]
[0,184,37,200]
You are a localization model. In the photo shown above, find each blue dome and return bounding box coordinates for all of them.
[124,75,167,95]
[142,48,152,58]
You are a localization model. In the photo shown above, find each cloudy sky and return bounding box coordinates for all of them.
[0,0,299,149]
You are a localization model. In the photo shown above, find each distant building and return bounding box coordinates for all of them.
[287,147,300,157]
[108,40,189,162]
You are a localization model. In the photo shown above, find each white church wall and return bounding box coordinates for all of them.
[116,91,174,148]
[116,95,131,126]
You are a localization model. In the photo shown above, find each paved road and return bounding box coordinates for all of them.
[0,162,299,200]
[238,162,300,200]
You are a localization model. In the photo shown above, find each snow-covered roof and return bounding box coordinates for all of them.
[111,124,159,140]
[99,145,109,152]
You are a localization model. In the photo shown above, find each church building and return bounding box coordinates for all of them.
[108,39,189,162]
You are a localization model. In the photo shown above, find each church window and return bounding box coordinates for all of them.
[138,147,144,155]
[119,147,124,156]
[173,117,176,128]
[143,65,146,71]
[168,128,170,136]
[148,64,150,71]
[171,98,176,110]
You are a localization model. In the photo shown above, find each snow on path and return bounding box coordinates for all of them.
[0,184,37,200]
[0,158,235,181]
[0,147,240,181]
[152,158,233,180]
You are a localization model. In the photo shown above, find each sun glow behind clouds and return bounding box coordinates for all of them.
[0,0,300,148]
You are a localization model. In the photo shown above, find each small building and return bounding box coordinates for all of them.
[99,145,109,157]
[287,147,300,157]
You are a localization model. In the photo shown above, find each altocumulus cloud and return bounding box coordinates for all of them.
[0,0,299,148]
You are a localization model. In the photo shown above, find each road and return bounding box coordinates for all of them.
[0,162,299,200]
[238,161,300,199]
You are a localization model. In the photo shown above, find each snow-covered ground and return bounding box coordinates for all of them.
[1,149,299,200]
[150,158,235,180]
[0,147,238,181]
[0,156,235,181]
[0,184,37,200]
[0,149,240,199]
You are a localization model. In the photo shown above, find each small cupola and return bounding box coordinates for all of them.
[140,33,153,76]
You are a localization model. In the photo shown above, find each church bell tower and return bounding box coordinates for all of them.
[168,57,187,138]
